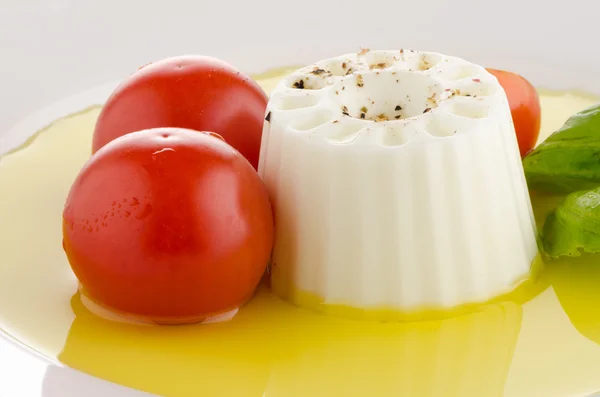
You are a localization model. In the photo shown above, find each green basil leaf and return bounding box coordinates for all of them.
[524,104,600,194]
[542,186,600,259]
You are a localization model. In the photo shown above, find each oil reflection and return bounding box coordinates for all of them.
[261,302,522,397]
[57,286,524,397]
[531,192,600,346]
[549,253,600,346]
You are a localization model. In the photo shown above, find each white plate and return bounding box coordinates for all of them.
[0,1,598,396]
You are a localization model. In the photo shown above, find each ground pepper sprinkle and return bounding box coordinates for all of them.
[356,75,364,87]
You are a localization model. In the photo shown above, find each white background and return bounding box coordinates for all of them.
[0,0,599,395]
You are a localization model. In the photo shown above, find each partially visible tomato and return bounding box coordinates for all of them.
[63,127,274,323]
[487,68,541,157]
[93,55,268,169]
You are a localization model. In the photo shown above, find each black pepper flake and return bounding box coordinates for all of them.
[356,75,364,87]
[395,105,402,111]
[311,68,327,75]
[335,90,339,95]
[342,62,348,69]
[333,120,339,124]
[395,115,402,119]
[342,106,349,116]
[465,93,472,97]
[293,80,305,89]
[265,111,271,122]
[396,79,399,83]
[342,86,346,91]
[345,68,354,75]
[360,113,366,119]
[423,108,432,113]
[370,62,387,70]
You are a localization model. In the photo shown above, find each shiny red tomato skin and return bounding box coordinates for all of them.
[92,55,268,169]
[63,128,274,322]
[487,68,541,157]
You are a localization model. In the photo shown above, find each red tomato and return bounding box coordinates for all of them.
[92,55,268,170]
[63,128,274,323]
[487,68,541,157]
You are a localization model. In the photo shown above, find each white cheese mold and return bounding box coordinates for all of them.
[259,50,538,313]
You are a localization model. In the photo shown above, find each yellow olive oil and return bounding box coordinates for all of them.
[0,69,599,396]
